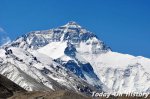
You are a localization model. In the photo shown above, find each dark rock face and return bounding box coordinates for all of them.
[64,42,77,57]
[65,60,85,79]
[0,74,26,98]
[80,63,99,80]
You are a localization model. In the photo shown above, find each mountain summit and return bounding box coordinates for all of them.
[7,22,110,53]
[64,21,82,28]
[0,21,150,95]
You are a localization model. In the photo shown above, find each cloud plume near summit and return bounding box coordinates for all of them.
[0,27,11,46]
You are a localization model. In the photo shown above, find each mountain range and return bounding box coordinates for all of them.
[0,21,150,97]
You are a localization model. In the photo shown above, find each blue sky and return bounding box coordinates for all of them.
[0,0,150,58]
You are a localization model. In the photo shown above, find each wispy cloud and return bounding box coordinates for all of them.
[0,27,11,46]
[0,27,5,32]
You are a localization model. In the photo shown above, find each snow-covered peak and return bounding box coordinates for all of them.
[6,21,110,53]
[63,21,82,28]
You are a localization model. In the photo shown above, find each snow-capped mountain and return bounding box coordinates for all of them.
[1,21,150,94]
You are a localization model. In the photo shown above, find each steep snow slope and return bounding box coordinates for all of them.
[0,48,54,91]
[38,42,67,59]
[80,51,150,93]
